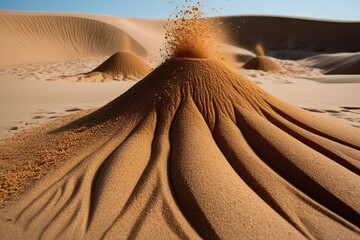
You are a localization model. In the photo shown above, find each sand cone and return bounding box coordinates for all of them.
[243,44,286,73]
[92,51,151,80]
[0,58,359,239]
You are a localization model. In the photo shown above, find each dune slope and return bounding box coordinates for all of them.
[303,52,360,74]
[2,12,360,67]
[0,14,147,66]
[0,58,359,239]
[224,16,360,54]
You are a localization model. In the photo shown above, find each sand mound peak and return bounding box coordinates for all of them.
[0,58,359,239]
[243,55,286,73]
[242,44,286,73]
[91,51,151,80]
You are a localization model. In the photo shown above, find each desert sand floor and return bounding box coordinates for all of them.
[0,10,359,239]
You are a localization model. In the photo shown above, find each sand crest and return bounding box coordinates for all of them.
[0,58,359,239]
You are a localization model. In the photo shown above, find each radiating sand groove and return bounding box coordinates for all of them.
[0,58,359,239]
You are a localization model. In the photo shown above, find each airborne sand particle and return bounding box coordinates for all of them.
[162,0,228,60]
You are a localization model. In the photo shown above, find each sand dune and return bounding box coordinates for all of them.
[303,52,360,74]
[242,45,286,73]
[223,16,360,57]
[0,12,147,66]
[91,51,151,80]
[2,11,360,67]
[60,51,151,82]
[87,16,166,60]
[243,56,286,72]
[0,58,359,239]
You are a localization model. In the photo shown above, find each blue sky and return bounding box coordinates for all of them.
[1,0,359,21]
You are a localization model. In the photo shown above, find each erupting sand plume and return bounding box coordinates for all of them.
[163,0,225,59]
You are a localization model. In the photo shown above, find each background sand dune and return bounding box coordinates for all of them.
[4,12,360,68]
[223,16,360,58]
[303,52,360,74]
[0,12,147,66]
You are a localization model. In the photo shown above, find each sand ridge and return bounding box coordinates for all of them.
[0,58,359,239]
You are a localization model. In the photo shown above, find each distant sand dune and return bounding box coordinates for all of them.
[1,58,359,239]
[0,14,147,66]
[2,12,360,67]
[223,16,360,54]
[303,52,360,74]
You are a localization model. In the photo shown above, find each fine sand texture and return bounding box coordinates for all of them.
[0,58,359,239]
